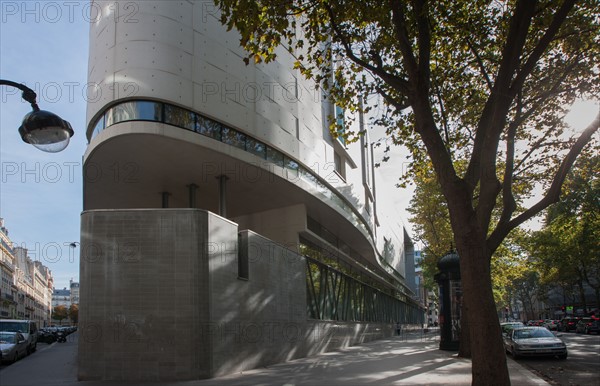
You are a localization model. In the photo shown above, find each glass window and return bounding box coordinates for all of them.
[284,157,299,179]
[246,137,266,159]
[164,104,196,130]
[266,147,284,167]
[92,114,105,138]
[335,105,346,145]
[106,101,162,126]
[222,127,246,150]
[197,116,222,140]
[284,158,299,171]
[299,166,317,186]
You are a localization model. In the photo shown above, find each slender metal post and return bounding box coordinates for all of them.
[216,175,229,216]
[187,183,198,208]
[161,192,170,208]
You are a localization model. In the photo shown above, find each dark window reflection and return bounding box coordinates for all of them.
[222,127,246,150]
[92,114,105,137]
[266,147,284,167]
[107,101,162,125]
[164,104,196,130]
[246,138,266,159]
[197,116,222,140]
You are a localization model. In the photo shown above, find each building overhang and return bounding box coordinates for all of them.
[83,122,396,283]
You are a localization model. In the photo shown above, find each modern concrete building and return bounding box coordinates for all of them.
[79,1,423,381]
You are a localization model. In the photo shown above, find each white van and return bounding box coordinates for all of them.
[0,319,38,353]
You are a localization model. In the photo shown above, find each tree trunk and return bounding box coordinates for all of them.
[459,301,471,358]
[455,226,511,385]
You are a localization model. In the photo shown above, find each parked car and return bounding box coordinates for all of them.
[0,319,38,354]
[575,317,600,334]
[38,328,57,344]
[558,317,578,332]
[0,331,28,363]
[543,319,559,331]
[503,327,567,359]
[501,322,525,335]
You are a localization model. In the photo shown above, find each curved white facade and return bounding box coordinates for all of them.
[84,0,412,292]
[78,1,423,381]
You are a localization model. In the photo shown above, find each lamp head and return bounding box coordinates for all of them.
[18,108,74,153]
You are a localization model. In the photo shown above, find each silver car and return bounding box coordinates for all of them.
[503,327,567,359]
[0,331,28,363]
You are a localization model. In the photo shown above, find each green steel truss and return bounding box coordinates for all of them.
[306,256,423,324]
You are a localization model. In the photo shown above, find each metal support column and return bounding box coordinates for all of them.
[216,175,229,217]
[187,183,198,208]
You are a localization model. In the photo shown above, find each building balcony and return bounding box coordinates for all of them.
[0,256,15,272]
[1,293,16,304]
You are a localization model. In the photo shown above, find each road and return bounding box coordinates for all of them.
[0,332,78,385]
[513,332,600,386]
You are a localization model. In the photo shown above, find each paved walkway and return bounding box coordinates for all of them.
[0,331,549,386]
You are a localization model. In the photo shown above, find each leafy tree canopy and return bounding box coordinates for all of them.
[52,305,68,322]
[530,151,600,308]
[216,1,599,384]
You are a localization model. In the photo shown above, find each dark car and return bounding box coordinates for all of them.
[558,317,578,332]
[543,319,559,331]
[575,317,600,334]
[503,327,567,359]
[37,328,57,344]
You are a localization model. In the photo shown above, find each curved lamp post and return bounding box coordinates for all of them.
[1,79,74,152]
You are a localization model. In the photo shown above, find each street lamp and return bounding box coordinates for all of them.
[1,79,74,152]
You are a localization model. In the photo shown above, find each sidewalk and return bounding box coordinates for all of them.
[0,331,549,386]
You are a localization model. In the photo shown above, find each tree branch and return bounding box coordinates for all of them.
[510,0,577,97]
[413,0,431,90]
[496,96,522,230]
[323,2,411,96]
[390,0,420,83]
[376,85,411,111]
[466,37,493,92]
[489,111,600,252]
[466,0,536,190]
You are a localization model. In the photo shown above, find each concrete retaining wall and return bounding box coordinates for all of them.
[78,209,393,381]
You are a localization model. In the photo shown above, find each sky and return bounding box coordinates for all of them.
[0,1,598,289]
[1,1,89,289]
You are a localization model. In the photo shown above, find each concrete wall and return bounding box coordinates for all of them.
[232,203,307,249]
[78,208,212,381]
[78,208,393,381]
